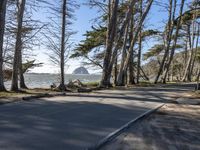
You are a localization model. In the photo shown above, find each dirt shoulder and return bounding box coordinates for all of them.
[0,89,63,104]
[101,104,200,150]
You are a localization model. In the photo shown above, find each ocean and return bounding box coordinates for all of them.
[5,73,102,89]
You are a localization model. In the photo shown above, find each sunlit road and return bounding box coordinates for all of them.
[0,84,194,150]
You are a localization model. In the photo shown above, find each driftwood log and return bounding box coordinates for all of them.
[66,79,92,92]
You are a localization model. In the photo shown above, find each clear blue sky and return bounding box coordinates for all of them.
[31,0,99,74]
[30,0,190,74]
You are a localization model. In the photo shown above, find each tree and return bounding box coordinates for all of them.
[136,0,143,84]
[0,0,7,91]
[44,0,77,91]
[100,0,119,87]
[162,0,185,83]
[117,0,154,85]
[59,0,67,91]
[154,0,176,84]
[3,60,43,80]
[101,0,142,87]
[11,0,26,91]
[5,0,47,90]
[70,26,106,69]
[127,9,135,85]
[182,2,199,82]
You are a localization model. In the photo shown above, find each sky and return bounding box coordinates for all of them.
[29,0,190,74]
[30,0,99,74]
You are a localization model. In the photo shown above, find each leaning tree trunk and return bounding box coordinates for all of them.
[11,0,26,91]
[190,25,199,79]
[162,0,184,83]
[118,0,154,85]
[109,0,137,86]
[101,0,138,87]
[182,22,195,82]
[154,0,174,84]
[0,0,7,91]
[100,0,119,87]
[59,0,67,91]
[188,20,196,81]
[117,23,129,86]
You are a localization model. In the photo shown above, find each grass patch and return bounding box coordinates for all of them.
[0,91,30,98]
[166,81,178,84]
[138,81,155,86]
[25,88,55,94]
[0,88,58,99]
[84,81,99,87]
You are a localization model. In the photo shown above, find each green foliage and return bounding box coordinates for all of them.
[70,26,106,58]
[141,29,160,39]
[179,9,200,25]
[3,60,43,81]
[22,60,43,73]
[143,44,184,60]
[143,44,164,60]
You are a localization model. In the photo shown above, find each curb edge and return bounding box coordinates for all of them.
[87,103,165,150]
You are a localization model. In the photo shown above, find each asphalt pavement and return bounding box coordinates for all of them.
[0,84,194,150]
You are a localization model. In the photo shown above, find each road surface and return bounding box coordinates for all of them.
[0,84,194,150]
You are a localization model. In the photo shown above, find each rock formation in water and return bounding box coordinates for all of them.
[72,67,89,75]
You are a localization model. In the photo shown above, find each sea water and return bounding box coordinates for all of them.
[5,73,101,89]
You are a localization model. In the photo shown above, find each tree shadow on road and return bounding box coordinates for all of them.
[0,97,155,150]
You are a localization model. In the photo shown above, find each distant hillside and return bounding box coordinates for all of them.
[72,67,89,75]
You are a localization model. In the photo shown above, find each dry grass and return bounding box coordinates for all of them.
[0,88,58,99]
[84,81,99,87]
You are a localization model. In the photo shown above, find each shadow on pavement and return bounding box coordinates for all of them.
[0,98,153,150]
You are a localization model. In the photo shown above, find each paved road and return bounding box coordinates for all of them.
[0,84,194,150]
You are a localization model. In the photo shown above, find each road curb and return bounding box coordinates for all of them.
[87,103,165,150]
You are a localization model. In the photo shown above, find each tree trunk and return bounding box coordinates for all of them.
[196,69,200,90]
[128,47,135,85]
[101,0,137,87]
[128,11,135,85]
[182,19,196,82]
[19,48,27,89]
[100,0,119,87]
[140,66,149,81]
[11,0,26,91]
[190,25,199,79]
[184,39,188,68]
[162,0,184,83]
[0,0,7,91]
[59,0,67,91]
[117,22,129,86]
[113,56,118,86]
[188,20,196,81]
[118,0,154,84]
[154,0,174,84]
[136,0,143,84]
[20,73,27,89]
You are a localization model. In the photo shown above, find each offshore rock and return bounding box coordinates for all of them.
[72,67,89,75]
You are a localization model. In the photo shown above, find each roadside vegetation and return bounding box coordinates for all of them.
[0,0,199,94]
[0,1,200,149]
